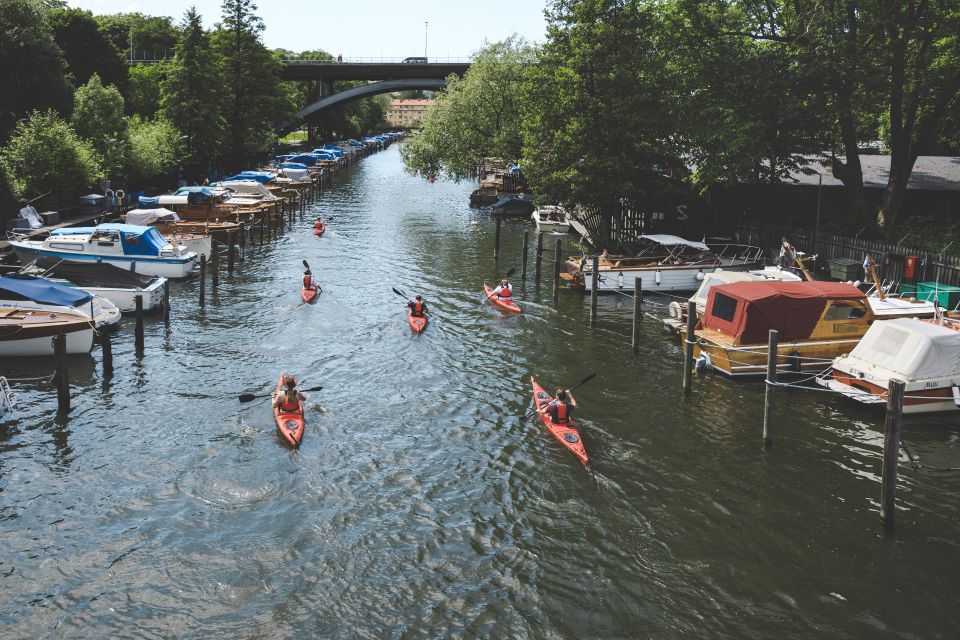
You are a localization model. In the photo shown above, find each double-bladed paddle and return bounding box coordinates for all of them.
[520,373,597,422]
[239,385,323,403]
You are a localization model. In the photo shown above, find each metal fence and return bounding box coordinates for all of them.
[738,222,960,288]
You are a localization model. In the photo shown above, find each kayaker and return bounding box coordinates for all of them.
[303,269,322,292]
[407,295,428,317]
[538,389,577,425]
[273,375,306,412]
[491,279,513,299]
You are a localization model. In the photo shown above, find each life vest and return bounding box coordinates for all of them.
[412,301,424,316]
[303,274,313,288]
[549,400,570,425]
[498,285,512,298]
[278,389,300,412]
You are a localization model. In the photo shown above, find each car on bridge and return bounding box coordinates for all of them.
[403,56,428,64]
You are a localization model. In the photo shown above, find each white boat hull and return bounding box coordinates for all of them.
[11,243,197,279]
[585,264,759,293]
[0,326,94,357]
[78,281,165,313]
[0,298,120,329]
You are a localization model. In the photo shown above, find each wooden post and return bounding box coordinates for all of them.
[590,254,599,320]
[552,238,562,301]
[53,333,69,413]
[227,231,236,275]
[534,232,544,280]
[762,329,778,448]
[267,213,273,241]
[521,231,529,279]
[239,222,246,261]
[259,219,265,247]
[134,294,145,354]
[199,254,206,305]
[162,279,170,325]
[211,239,219,289]
[101,326,113,378]
[632,277,642,352]
[682,300,697,394]
[494,217,501,259]
[881,378,905,528]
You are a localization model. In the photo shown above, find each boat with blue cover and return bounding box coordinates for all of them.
[8,223,198,279]
[0,274,120,328]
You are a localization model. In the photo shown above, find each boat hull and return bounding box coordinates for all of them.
[12,244,196,280]
[483,284,521,314]
[407,309,427,333]
[565,263,763,293]
[688,331,864,378]
[530,376,589,466]
[272,376,304,447]
[0,315,94,357]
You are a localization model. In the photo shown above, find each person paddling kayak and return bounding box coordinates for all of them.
[302,269,322,293]
[407,294,428,317]
[537,388,577,424]
[273,374,307,412]
[490,278,513,299]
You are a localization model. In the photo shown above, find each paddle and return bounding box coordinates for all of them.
[238,385,323,403]
[393,287,432,313]
[520,373,597,422]
[485,267,516,299]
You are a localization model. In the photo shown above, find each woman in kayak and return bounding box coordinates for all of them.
[303,269,322,293]
[273,375,307,413]
[407,295,428,317]
[491,279,513,299]
[538,389,577,425]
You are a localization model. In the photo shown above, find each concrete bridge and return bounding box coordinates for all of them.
[279,59,471,132]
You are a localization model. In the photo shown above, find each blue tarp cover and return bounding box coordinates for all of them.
[0,274,92,307]
[280,162,309,170]
[490,197,535,214]
[287,154,318,166]
[138,196,160,209]
[51,224,169,256]
[224,172,273,184]
[173,186,216,205]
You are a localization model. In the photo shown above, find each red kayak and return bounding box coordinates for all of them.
[301,286,319,303]
[483,283,521,314]
[408,308,427,333]
[530,376,589,466]
[272,374,305,448]
[313,222,325,236]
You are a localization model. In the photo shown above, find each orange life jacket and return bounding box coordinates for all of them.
[413,301,424,315]
[303,274,313,288]
[548,400,571,424]
[498,285,512,298]
[278,389,300,412]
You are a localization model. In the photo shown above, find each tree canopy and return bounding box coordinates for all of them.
[48,8,128,94]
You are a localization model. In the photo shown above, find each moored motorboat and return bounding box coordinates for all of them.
[530,376,589,466]
[531,205,571,233]
[483,283,522,314]
[0,308,94,357]
[0,274,120,329]
[25,259,165,313]
[272,374,305,447]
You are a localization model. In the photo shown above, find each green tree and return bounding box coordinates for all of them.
[127,116,184,186]
[48,8,128,94]
[161,8,227,177]
[96,13,180,60]
[128,62,169,118]
[402,37,533,180]
[214,0,288,167]
[72,74,129,180]
[0,109,103,199]
[0,0,73,140]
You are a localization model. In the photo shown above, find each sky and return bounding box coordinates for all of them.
[67,0,549,59]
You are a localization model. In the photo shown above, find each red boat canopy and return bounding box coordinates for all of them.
[702,281,866,343]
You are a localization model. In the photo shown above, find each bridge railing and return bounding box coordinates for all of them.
[283,57,473,64]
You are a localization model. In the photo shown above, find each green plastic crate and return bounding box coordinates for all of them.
[828,257,862,281]
[915,282,960,309]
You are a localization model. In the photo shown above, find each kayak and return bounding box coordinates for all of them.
[530,376,589,466]
[407,308,427,333]
[483,283,522,314]
[301,286,319,303]
[313,223,325,236]
[272,374,305,448]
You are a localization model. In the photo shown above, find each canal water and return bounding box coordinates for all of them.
[2,146,959,639]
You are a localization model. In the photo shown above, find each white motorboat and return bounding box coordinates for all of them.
[817,317,960,414]
[561,235,765,293]
[0,274,120,329]
[8,223,197,279]
[0,308,94,357]
[25,259,166,313]
[532,205,571,233]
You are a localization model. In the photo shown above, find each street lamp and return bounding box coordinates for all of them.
[424,21,429,59]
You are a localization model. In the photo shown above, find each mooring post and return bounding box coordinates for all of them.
[682,300,697,394]
[199,254,206,305]
[632,277,642,352]
[590,254,599,320]
[101,327,113,378]
[762,329,779,448]
[227,231,236,276]
[534,232,544,280]
[494,217,501,259]
[881,378,905,528]
[521,231,529,279]
[238,222,246,261]
[162,279,170,326]
[211,239,220,289]
[134,294,145,354]
[552,238,562,302]
[53,333,70,413]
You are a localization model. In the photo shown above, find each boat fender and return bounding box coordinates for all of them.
[668,301,682,319]
[696,270,704,281]
[655,269,661,285]
[695,353,712,374]
[129,261,136,272]
[789,350,801,372]
[563,432,580,443]
[617,271,624,289]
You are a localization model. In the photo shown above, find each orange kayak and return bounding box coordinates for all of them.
[530,376,589,466]
[301,286,319,303]
[408,308,427,333]
[272,375,304,448]
[483,283,521,314]
[313,222,325,236]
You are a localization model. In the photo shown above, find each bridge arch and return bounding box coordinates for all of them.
[282,78,446,133]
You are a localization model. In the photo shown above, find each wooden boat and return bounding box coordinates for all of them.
[0,275,120,329]
[561,235,765,293]
[0,308,94,357]
[817,317,960,414]
[684,281,873,378]
[532,205,571,233]
[26,258,166,313]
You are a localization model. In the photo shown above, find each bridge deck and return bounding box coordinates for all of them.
[281,61,470,81]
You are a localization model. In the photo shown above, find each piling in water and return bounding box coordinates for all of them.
[632,277,642,352]
[101,327,113,378]
[535,232,543,280]
[881,378,905,528]
[494,217,501,260]
[590,254,599,321]
[682,300,697,394]
[134,294,145,354]
[53,333,69,413]
[552,238,562,302]
[199,254,206,305]
[762,329,778,448]
[521,231,529,279]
